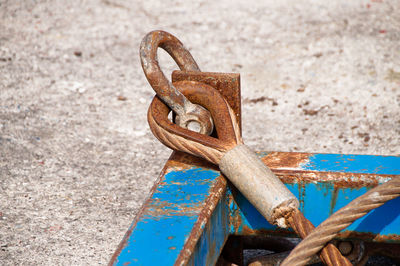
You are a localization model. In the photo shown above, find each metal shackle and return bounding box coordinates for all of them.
[140,30,214,135]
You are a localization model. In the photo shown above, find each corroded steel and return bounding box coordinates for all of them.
[147,74,348,265]
[140,30,213,135]
[172,70,242,131]
[148,80,241,163]
[261,152,397,188]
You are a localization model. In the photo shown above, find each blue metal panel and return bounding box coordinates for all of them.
[300,154,400,175]
[232,153,400,242]
[233,183,400,241]
[115,215,198,265]
[188,196,230,265]
[112,167,221,266]
[345,197,400,241]
[110,152,400,265]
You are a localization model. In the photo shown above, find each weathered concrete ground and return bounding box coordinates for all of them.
[0,0,399,265]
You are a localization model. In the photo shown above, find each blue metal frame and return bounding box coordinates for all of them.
[110,151,400,265]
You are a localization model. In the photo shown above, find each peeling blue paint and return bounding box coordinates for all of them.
[188,197,230,265]
[113,167,220,265]
[152,168,218,208]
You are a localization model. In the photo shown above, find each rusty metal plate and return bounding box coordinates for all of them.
[172,70,241,131]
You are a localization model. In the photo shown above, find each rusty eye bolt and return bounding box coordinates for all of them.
[140,30,214,135]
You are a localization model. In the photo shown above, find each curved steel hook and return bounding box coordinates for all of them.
[140,30,214,135]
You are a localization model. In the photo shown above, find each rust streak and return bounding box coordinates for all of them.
[273,170,392,189]
[108,152,180,265]
[262,152,310,169]
[338,231,400,243]
[175,175,227,265]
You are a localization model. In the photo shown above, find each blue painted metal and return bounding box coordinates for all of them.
[113,167,223,265]
[187,193,230,266]
[233,182,400,240]
[110,152,400,265]
[300,153,400,175]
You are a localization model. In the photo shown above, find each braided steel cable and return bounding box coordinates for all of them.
[148,80,351,266]
[148,81,242,165]
[288,209,352,266]
[148,105,225,164]
[282,177,400,266]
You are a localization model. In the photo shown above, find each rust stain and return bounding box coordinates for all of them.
[144,199,204,217]
[166,151,218,171]
[175,175,227,265]
[243,96,278,105]
[228,190,244,234]
[338,231,400,243]
[234,226,400,244]
[172,70,242,132]
[298,181,305,213]
[238,226,298,238]
[329,187,339,215]
[272,170,392,189]
[205,235,217,266]
[261,152,310,169]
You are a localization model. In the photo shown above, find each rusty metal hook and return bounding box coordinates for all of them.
[140,30,214,135]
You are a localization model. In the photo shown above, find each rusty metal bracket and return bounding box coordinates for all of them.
[171,70,242,131]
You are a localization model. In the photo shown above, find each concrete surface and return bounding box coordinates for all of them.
[0,0,399,265]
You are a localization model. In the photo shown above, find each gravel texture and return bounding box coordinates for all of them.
[0,0,399,265]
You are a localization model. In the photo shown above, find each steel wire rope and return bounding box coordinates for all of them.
[282,177,400,266]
